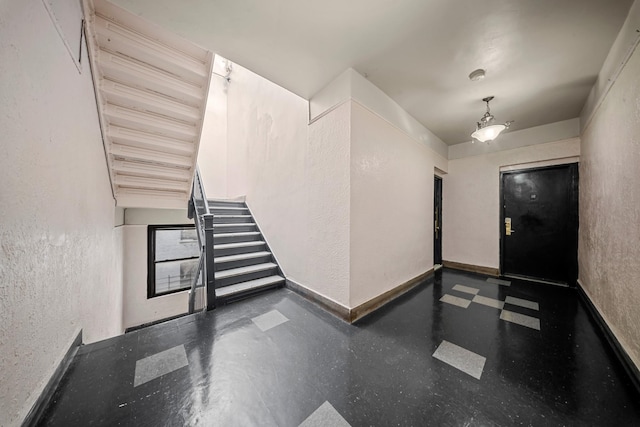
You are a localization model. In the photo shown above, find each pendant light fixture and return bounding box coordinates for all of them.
[471,96,513,142]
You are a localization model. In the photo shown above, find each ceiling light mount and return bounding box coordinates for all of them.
[468,69,486,81]
[471,96,513,143]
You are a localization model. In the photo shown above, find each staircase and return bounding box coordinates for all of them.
[83,0,213,209]
[210,200,285,302]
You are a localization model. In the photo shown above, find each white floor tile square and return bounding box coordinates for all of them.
[432,340,486,380]
[472,295,505,309]
[134,345,188,387]
[299,401,351,427]
[500,309,541,330]
[252,309,289,332]
[440,294,472,308]
[505,296,539,311]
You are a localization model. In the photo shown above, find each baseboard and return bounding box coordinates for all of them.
[443,260,499,276]
[22,330,83,427]
[350,268,434,323]
[124,312,189,333]
[286,268,434,324]
[285,279,351,322]
[576,280,640,396]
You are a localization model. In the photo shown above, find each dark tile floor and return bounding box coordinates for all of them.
[38,269,640,426]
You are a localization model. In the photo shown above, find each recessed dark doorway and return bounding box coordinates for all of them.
[434,176,443,265]
[500,163,579,285]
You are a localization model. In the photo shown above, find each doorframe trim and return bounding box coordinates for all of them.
[433,175,443,266]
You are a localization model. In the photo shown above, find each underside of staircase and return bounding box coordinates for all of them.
[84,0,213,209]
[211,200,285,303]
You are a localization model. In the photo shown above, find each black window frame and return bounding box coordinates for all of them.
[147,224,199,298]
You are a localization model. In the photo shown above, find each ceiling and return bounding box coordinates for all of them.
[111,0,634,145]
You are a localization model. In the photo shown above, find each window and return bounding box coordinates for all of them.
[148,225,200,298]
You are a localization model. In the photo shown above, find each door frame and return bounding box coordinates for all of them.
[499,163,579,285]
[434,175,443,266]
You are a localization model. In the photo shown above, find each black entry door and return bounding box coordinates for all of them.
[501,164,578,285]
[434,176,443,265]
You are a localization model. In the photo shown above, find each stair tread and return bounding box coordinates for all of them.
[209,206,248,210]
[215,215,252,218]
[215,251,271,263]
[214,223,256,228]
[214,241,265,250]
[207,199,245,203]
[213,231,261,237]
[215,262,277,280]
[216,275,285,298]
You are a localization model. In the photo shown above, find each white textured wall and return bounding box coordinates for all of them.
[350,101,444,307]
[198,74,228,198]
[121,209,192,329]
[0,1,123,425]
[579,37,640,368]
[581,0,640,132]
[226,64,351,306]
[121,226,188,329]
[443,138,580,270]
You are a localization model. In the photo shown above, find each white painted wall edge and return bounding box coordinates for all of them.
[309,68,449,160]
[448,118,580,160]
[311,96,448,172]
[350,98,448,173]
[580,0,640,133]
[308,69,351,121]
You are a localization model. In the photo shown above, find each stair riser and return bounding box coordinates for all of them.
[213,216,253,224]
[211,208,249,215]
[214,244,266,257]
[216,267,278,288]
[208,201,246,208]
[213,224,257,233]
[218,281,284,303]
[214,234,261,244]
[215,254,273,272]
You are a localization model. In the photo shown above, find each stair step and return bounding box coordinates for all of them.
[210,206,247,210]
[210,206,250,215]
[214,241,265,250]
[214,231,260,237]
[213,231,261,243]
[215,263,277,280]
[213,215,253,224]
[214,251,273,272]
[207,199,246,208]
[215,251,272,264]
[214,223,256,228]
[216,275,285,299]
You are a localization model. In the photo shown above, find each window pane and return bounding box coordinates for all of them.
[155,259,199,294]
[155,228,199,262]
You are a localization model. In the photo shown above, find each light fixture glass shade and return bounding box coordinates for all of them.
[471,124,506,142]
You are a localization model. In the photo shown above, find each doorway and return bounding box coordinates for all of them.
[434,176,443,266]
[500,163,579,285]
